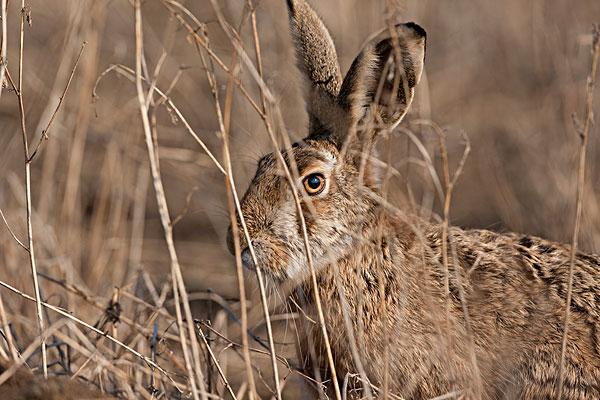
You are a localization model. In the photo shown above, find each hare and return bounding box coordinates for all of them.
[227,0,600,398]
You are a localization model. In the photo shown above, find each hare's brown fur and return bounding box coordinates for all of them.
[228,0,600,398]
[311,220,600,398]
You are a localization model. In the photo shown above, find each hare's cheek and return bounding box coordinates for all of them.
[269,243,291,277]
[250,239,290,279]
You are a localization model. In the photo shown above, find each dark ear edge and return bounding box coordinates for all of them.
[337,22,426,131]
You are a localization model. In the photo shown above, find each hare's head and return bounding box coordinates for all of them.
[227,0,426,281]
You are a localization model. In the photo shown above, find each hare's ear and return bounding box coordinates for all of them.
[338,23,426,132]
[286,0,344,135]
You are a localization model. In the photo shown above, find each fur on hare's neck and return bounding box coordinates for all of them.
[297,197,430,320]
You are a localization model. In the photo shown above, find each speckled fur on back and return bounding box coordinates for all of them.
[227,1,600,398]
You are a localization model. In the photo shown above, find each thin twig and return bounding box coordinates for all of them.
[6,2,48,376]
[194,322,237,400]
[0,207,29,251]
[161,0,265,117]
[557,24,600,397]
[220,37,259,400]
[0,291,19,362]
[27,41,87,163]
[208,2,344,397]
[0,279,178,385]
[0,0,7,102]
[171,186,199,227]
[191,4,283,397]
[0,319,68,386]
[93,63,226,175]
[133,2,208,399]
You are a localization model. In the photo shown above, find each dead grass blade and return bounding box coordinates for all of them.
[133,1,208,399]
[557,24,600,397]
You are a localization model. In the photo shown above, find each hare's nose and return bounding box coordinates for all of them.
[241,247,256,271]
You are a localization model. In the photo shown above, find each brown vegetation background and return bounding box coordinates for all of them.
[0,0,599,398]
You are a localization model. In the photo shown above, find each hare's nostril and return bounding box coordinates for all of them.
[241,247,256,271]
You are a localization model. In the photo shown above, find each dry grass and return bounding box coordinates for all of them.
[0,0,599,399]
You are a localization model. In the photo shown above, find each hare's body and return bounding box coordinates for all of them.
[308,215,600,398]
[228,0,600,398]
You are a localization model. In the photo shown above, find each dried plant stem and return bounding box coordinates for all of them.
[214,2,343,397]
[133,2,207,399]
[221,51,258,399]
[195,323,237,399]
[0,319,68,386]
[214,1,334,396]
[557,24,600,398]
[161,0,265,116]
[0,279,179,385]
[56,327,158,400]
[0,207,28,251]
[28,41,86,162]
[223,155,259,400]
[427,121,478,393]
[0,291,19,362]
[198,24,282,395]
[3,1,49,377]
[0,0,7,102]
[94,63,226,175]
[223,61,285,400]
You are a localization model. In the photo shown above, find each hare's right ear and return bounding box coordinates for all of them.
[338,23,426,132]
[286,0,344,135]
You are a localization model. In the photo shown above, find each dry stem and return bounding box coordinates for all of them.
[3,1,48,376]
[0,207,28,251]
[193,2,284,397]
[28,41,87,162]
[221,47,259,400]
[0,0,7,102]
[133,2,207,399]
[557,24,600,397]
[0,279,179,386]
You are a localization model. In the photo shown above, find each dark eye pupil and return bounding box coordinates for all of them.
[307,175,321,189]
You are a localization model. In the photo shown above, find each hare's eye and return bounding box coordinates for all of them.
[303,173,326,195]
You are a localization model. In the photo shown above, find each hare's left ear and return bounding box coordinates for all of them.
[338,23,426,132]
[286,0,344,135]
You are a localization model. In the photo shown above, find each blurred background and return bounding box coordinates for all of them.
[0,0,599,397]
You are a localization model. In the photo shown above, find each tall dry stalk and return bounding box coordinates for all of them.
[206,2,345,397]
[168,1,285,397]
[27,42,86,162]
[0,279,177,382]
[0,0,7,102]
[557,24,600,397]
[1,0,49,378]
[222,51,259,400]
[133,1,207,399]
